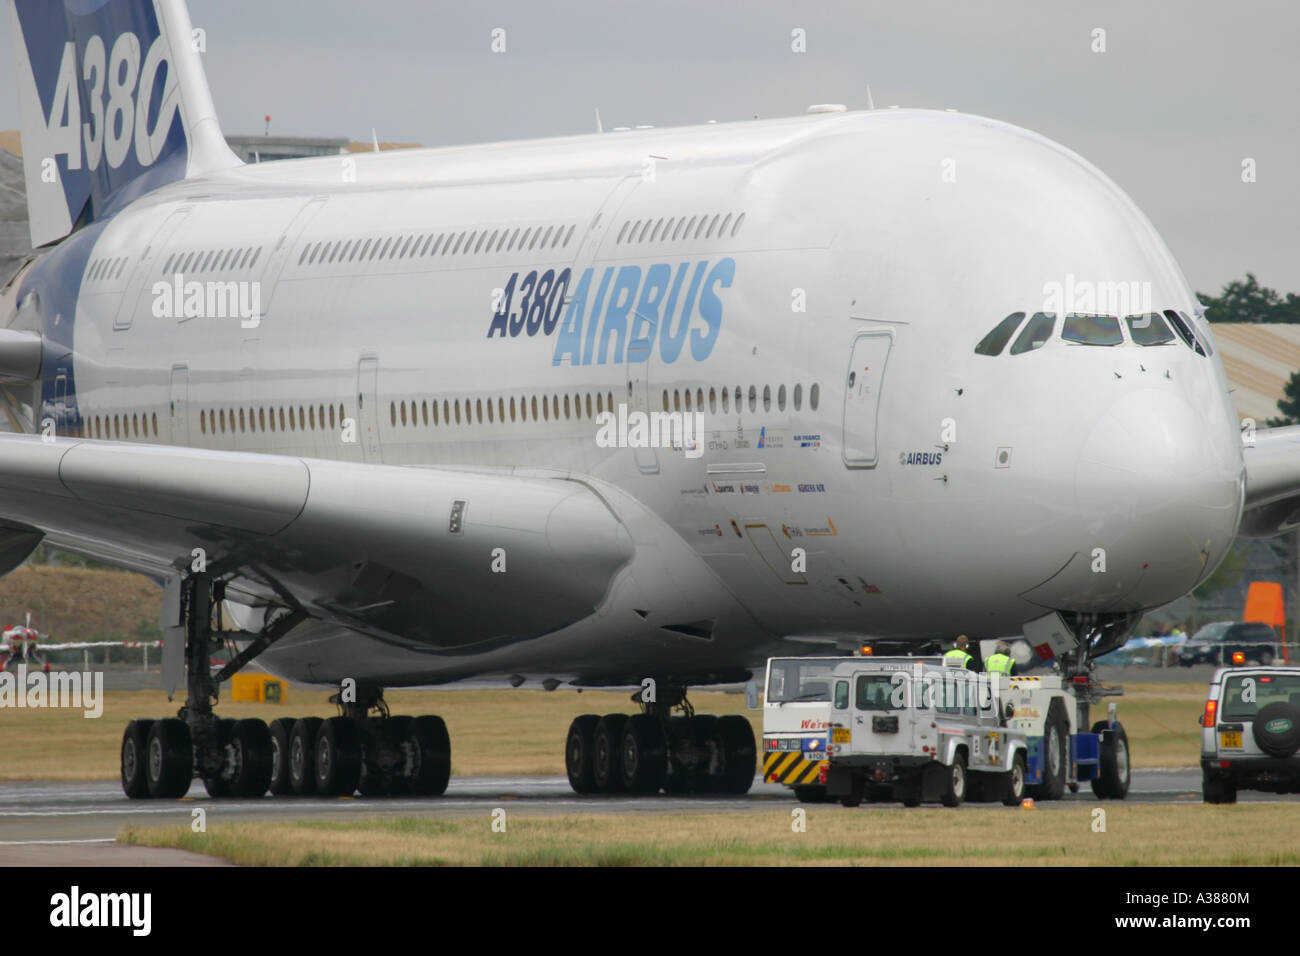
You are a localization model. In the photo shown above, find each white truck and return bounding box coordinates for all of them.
[760,656,859,802]
[767,654,1131,806]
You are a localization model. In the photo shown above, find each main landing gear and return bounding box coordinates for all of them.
[121,572,451,799]
[564,685,756,795]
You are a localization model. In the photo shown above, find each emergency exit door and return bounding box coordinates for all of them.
[842,332,892,467]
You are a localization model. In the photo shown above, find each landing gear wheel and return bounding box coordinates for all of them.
[121,719,155,799]
[565,714,601,794]
[714,714,756,794]
[940,753,967,807]
[405,715,450,796]
[230,719,272,797]
[620,713,667,794]
[146,718,193,798]
[664,716,694,794]
[1002,752,1028,806]
[1028,703,1068,800]
[592,714,627,793]
[1091,721,1130,799]
[384,716,413,796]
[203,718,235,798]
[1203,768,1237,804]
[691,712,722,796]
[268,718,296,795]
[289,717,322,795]
[315,716,362,796]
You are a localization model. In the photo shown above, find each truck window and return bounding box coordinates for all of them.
[834,680,849,710]
[934,672,978,716]
[856,674,903,710]
[766,658,839,703]
[1222,674,1300,721]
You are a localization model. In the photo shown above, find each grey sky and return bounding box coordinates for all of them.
[2,0,1297,295]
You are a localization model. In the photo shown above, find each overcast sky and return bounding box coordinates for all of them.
[2,0,1297,295]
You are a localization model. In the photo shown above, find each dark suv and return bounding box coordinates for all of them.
[1179,622,1281,667]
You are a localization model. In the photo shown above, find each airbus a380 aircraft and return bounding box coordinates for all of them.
[3,0,1298,800]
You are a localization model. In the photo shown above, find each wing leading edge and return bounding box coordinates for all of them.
[0,434,634,650]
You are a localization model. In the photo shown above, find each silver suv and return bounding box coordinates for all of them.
[1200,665,1300,803]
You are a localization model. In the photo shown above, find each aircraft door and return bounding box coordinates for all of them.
[356,355,381,462]
[169,365,189,445]
[842,332,892,467]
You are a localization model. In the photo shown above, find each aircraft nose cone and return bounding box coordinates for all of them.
[1075,387,1242,606]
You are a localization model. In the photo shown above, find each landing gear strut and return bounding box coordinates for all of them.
[120,572,451,799]
[564,683,756,796]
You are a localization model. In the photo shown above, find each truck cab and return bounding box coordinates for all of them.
[761,656,859,800]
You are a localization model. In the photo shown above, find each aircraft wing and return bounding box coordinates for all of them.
[1240,424,1300,537]
[0,434,633,651]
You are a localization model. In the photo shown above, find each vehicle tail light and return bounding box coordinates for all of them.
[1202,699,1217,727]
[818,763,828,784]
[1072,676,1089,686]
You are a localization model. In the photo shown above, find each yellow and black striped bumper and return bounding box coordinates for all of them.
[763,751,826,786]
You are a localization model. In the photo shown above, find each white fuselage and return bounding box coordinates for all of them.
[20,108,1245,684]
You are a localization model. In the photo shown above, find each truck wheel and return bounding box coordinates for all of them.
[1202,768,1237,804]
[1002,752,1027,806]
[1028,702,1068,800]
[940,752,967,807]
[1251,702,1300,758]
[792,786,833,804]
[1091,721,1130,799]
[839,776,864,808]
[901,779,922,807]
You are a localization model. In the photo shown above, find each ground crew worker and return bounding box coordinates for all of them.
[985,640,1014,676]
[944,634,974,670]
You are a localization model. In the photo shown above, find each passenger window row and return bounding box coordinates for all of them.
[161,246,263,276]
[661,382,821,414]
[975,309,1212,357]
[87,257,130,282]
[616,212,745,246]
[298,223,577,268]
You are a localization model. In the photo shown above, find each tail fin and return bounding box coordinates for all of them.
[7,0,240,247]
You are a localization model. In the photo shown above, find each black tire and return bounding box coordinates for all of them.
[315,716,362,796]
[384,716,413,796]
[268,718,296,795]
[202,718,236,798]
[146,718,192,798]
[1091,721,1131,799]
[230,719,272,797]
[1002,752,1028,806]
[940,751,967,807]
[1029,703,1068,800]
[664,716,694,794]
[406,715,450,796]
[1252,702,1300,758]
[289,717,322,795]
[565,714,601,794]
[839,776,864,808]
[592,714,628,793]
[687,714,720,793]
[620,714,667,794]
[121,719,154,799]
[714,714,756,794]
[792,785,834,803]
[1203,768,1237,804]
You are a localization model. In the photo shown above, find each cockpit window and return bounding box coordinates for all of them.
[1164,309,1207,356]
[1062,313,1123,346]
[974,312,1026,356]
[1126,313,1177,345]
[1181,310,1214,356]
[1009,312,1055,355]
